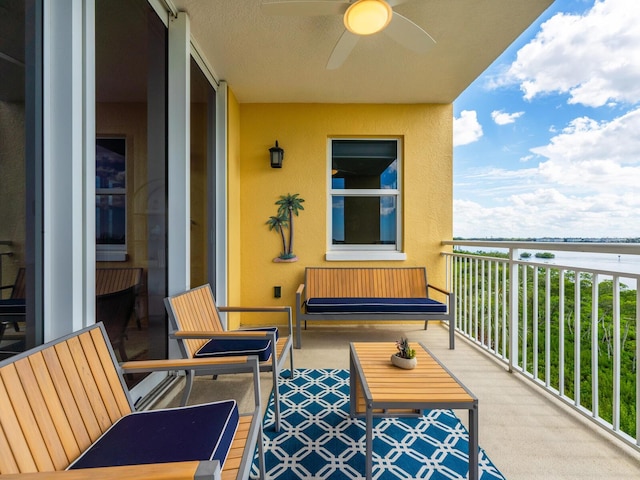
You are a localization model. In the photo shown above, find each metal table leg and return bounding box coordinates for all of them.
[469,402,479,480]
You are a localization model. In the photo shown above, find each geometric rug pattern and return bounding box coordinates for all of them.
[251,369,505,479]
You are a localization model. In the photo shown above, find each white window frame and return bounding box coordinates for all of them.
[326,137,406,261]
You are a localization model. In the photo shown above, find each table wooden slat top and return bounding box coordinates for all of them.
[351,342,476,407]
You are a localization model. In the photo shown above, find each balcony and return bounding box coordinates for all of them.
[159,322,640,478]
[157,241,640,478]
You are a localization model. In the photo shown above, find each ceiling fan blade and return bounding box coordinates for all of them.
[326,29,359,69]
[386,0,414,7]
[384,12,435,53]
[261,0,350,16]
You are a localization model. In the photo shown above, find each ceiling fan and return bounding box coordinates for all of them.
[261,0,436,69]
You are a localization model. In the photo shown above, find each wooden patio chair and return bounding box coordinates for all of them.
[0,268,25,331]
[0,322,265,480]
[164,284,294,432]
[96,284,137,361]
[0,269,26,357]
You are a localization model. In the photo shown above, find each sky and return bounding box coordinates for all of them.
[453,0,640,239]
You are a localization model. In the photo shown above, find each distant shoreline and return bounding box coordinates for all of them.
[453,237,640,243]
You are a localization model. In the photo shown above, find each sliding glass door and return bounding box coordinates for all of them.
[95,0,168,390]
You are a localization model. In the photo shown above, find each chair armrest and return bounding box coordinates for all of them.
[219,305,293,337]
[171,330,270,339]
[0,460,220,480]
[119,355,256,374]
[295,284,306,312]
[427,284,451,296]
[120,356,263,410]
[219,306,289,313]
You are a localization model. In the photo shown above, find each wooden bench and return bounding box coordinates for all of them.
[0,322,265,480]
[296,267,455,349]
[164,284,294,432]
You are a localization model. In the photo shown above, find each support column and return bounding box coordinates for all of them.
[167,12,190,296]
[42,0,95,340]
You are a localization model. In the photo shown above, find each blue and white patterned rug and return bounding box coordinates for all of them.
[251,369,505,479]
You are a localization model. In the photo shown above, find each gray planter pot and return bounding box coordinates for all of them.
[390,354,417,369]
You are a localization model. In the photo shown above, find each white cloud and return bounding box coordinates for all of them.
[532,107,640,190]
[455,107,640,238]
[491,110,524,125]
[453,110,483,146]
[454,189,640,238]
[502,0,640,107]
[455,1,640,238]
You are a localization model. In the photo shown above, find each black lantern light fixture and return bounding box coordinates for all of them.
[269,140,284,168]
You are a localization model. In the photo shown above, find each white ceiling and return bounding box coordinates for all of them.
[171,0,554,104]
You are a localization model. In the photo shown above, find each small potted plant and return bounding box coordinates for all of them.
[391,337,417,369]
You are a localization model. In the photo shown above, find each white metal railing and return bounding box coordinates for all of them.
[442,240,640,451]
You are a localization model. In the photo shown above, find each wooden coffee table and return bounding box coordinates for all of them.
[349,342,478,480]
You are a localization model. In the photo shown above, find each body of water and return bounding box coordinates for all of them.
[523,250,640,275]
[455,247,640,289]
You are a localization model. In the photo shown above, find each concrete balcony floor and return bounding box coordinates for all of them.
[159,323,640,479]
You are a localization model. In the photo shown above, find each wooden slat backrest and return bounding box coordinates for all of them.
[0,325,132,474]
[166,284,224,358]
[305,267,428,299]
[95,268,143,296]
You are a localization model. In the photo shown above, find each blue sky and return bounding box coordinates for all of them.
[453,0,640,239]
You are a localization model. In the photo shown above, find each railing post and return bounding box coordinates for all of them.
[613,276,621,432]
[636,286,640,446]
[509,247,519,373]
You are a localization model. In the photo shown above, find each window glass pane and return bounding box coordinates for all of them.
[96,195,126,245]
[332,139,397,189]
[96,138,126,189]
[190,57,215,287]
[332,196,396,245]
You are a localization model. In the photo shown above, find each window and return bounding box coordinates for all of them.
[327,138,405,261]
[96,137,127,261]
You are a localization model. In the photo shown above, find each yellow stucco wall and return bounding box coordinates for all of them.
[230,102,453,326]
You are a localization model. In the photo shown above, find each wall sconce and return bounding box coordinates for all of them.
[269,140,284,168]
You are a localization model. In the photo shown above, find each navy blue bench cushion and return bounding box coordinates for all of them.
[305,297,447,314]
[69,400,238,470]
[194,327,278,362]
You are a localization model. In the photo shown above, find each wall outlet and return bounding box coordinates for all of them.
[274,286,282,298]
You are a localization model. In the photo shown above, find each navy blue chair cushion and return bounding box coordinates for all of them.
[69,400,238,470]
[0,299,26,315]
[238,326,279,341]
[305,297,447,314]
[194,327,278,362]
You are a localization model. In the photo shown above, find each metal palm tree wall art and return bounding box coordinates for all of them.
[267,193,305,262]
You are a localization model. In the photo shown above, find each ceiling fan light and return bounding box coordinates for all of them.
[344,0,392,36]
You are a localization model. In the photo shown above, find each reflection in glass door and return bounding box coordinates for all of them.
[0,0,40,359]
[95,0,168,390]
[190,58,216,288]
